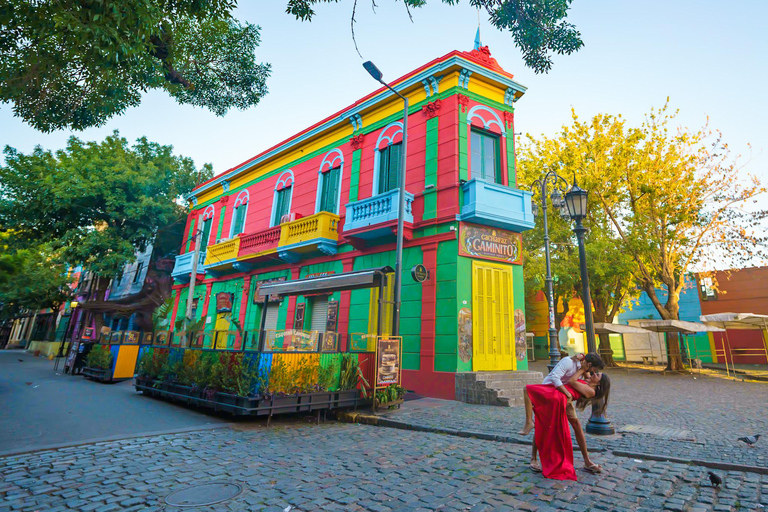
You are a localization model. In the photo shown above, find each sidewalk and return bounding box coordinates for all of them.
[341,362,768,472]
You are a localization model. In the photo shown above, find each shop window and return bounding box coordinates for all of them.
[318,166,341,214]
[377,142,402,194]
[471,129,500,184]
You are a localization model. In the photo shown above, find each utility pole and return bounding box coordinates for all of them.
[184,228,202,347]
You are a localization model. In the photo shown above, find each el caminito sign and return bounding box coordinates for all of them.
[459,222,523,265]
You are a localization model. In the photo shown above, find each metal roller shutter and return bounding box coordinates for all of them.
[310,297,328,333]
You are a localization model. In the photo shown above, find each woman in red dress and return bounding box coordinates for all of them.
[525,370,610,480]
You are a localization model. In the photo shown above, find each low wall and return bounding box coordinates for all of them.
[26,341,66,358]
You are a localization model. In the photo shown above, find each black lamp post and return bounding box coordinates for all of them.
[530,171,570,372]
[564,181,615,435]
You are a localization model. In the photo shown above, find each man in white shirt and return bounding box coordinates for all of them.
[520,352,605,473]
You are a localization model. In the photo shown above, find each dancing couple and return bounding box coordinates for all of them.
[519,352,611,480]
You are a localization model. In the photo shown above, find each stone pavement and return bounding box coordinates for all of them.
[2,423,768,512]
[364,363,768,470]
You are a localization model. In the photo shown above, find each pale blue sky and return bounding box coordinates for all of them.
[1,0,766,186]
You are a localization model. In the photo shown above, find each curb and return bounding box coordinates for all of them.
[612,450,768,476]
[338,412,768,476]
[335,411,609,453]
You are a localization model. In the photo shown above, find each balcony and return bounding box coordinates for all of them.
[343,189,415,241]
[203,237,241,272]
[277,212,340,262]
[233,226,281,271]
[171,252,206,282]
[459,179,535,232]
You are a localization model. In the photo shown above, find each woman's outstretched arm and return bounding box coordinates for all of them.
[568,372,596,398]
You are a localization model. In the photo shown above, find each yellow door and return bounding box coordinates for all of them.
[472,261,515,371]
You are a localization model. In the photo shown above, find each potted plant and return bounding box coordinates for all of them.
[334,354,368,408]
[83,345,113,382]
[374,384,407,411]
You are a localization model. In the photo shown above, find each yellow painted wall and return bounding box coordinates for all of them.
[26,341,65,358]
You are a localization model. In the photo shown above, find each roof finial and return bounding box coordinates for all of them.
[474,8,482,50]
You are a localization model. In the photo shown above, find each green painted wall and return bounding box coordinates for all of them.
[458,110,468,182]
[185,218,196,253]
[243,270,291,334]
[506,123,516,188]
[423,116,439,220]
[348,149,361,202]
[435,240,461,373]
[349,248,423,370]
[216,206,226,241]
[294,261,344,330]
[513,264,528,371]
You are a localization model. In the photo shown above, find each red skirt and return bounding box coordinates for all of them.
[526,383,581,481]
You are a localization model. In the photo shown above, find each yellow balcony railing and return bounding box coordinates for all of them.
[278,212,340,247]
[203,237,241,267]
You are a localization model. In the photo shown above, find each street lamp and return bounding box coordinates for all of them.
[530,170,570,372]
[363,61,408,336]
[563,181,614,435]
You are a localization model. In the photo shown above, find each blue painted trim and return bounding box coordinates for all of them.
[188,54,528,200]
[343,189,415,232]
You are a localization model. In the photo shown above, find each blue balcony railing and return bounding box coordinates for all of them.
[171,251,207,282]
[459,179,534,232]
[344,189,415,236]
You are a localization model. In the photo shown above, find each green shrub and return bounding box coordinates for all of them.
[85,345,112,370]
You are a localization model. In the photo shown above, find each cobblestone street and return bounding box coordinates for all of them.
[371,362,768,470]
[3,423,768,512]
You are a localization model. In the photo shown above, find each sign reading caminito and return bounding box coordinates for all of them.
[459,222,523,265]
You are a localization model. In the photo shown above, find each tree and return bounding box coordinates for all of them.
[0,237,71,321]
[287,0,583,74]
[1,1,271,132]
[517,133,637,366]
[0,131,213,275]
[562,105,766,371]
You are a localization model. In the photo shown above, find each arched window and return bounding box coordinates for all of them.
[199,205,215,248]
[467,105,505,184]
[271,171,294,226]
[229,190,250,237]
[373,121,404,195]
[315,149,344,214]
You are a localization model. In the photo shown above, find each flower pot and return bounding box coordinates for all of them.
[374,398,404,412]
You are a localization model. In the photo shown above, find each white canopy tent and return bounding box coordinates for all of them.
[699,313,768,369]
[580,323,656,365]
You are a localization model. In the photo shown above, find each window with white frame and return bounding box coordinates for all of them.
[318,166,341,214]
[271,171,294,226]
[378,142,402,193]
[229,190,249,237]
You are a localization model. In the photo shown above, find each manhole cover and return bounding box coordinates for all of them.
[165,482,243,507]
[621,424,696,441]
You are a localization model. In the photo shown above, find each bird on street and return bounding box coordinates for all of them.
[738,434,761,447]
[708,472,722,488]
[17,359,23,362]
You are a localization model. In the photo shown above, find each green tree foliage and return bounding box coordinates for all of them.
[522,106,767,371]
[0,1,271,132]
[518,113,640,365]
[0,131,213,275]
[0,235,70,320]
[286,0,583,74]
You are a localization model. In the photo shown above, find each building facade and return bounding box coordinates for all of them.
[169,46,534,399]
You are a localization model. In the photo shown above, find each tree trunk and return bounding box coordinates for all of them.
[665,331,686,371]
[597,332,618,367]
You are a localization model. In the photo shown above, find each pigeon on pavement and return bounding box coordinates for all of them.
[738,434,761,447]
[17,359,23,362]
[708,472,722,488]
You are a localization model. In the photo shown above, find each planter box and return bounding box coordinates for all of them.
[270,395,299,414]
[334,390,359,409]
[298,392,333,412]
[374,398,404,412]
[82,367,111,382]
[215,392,239,414]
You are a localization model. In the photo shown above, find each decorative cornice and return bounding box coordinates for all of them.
[222,181,231,193]
[188,53,527,200]
[458,68,473,89]
[190,197,199,207]
[503,110,514,129]
[457,94,469,113]
[349,114,363,132]
[350,134,365,150]
[422,99,442,118]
